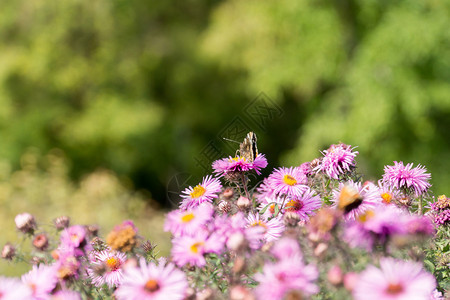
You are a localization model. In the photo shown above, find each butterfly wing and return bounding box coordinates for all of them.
[239,132,258,162]
[338,185,363,214]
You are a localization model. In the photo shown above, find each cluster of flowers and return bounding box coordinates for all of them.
[1,142,448,299]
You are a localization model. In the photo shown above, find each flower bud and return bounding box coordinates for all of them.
[53,216,70,230]
[1,243,15,260]
[343,272,359,292]
[313,242,328,257]
[283,211,300,227]
[226,232,246,251]
[230,285,255,300]
[15,212,36,234]
[222,188,234,199]
[33,233,49,251]
[327,265,343,286]
[218,201,233,214]
[237,196,251,211]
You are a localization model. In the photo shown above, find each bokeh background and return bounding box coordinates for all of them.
[1,0,449,274]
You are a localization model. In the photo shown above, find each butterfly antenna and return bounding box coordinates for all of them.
[222,137,240,144]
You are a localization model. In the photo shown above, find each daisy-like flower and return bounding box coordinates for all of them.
[270,237,302,261]
[332,181,382,220]
[378,181,401,206]
[164,203,214,237]
[88,250,127,288]
[212,154,268,176]
[171,231,223,267]
[382,161,431,196]
[60,225,87,250]
[316,143,358,179]
[0,276,33,300]
[353,258,436,300]
[245,213,285,249]
[51,290,82,300]
[179,175,222,210]
[21,264,58,300]
[265,167,308,198]
[254,257,319,299]
[115,259,188,300]
[283,188,322,221]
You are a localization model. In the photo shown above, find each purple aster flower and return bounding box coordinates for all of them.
[21,264,58,300]
[180,175,222,210]
[377,180,401,206]
[429,195,450,226]
[212,154,268,176]
[254,257,319,299]
[265,167,308,198]
[115,259,188,300]
[164,203,214,237]
[332,181,382,220]
[0,276,33,300]
[382,161,431,196]
[88,250,127,288]
[283,188,322,221]
[353,258,436,300]
[316,143,358,179]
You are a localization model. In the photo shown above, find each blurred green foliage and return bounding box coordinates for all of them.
[0,0,449,207]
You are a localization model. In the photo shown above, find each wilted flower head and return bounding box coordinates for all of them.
[32,233,49,251]
[1,243,16,260]
[53,216,70,230]
[316,143,358,179]
[15,212,36,234]
[180,175,222,210]
[106,220,138,252]
[382,161,431,196]
[353,258,436,300]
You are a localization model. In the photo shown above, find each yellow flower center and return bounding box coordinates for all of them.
[285,199,303,212]
[190,242,204,254]
[251,220,268,229]
[106,256,121,271]
[381,192,392,204]
[181,212,195,223]
[190,185,206,199]
[283,174,297,186]
[357,210,375,223]
[385,282,403,295]
[144,279,160,292]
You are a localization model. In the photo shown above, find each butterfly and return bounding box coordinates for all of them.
[239,132,258,163]
[337,184,363,214]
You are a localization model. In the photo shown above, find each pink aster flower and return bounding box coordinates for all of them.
[245,213,285,249]
[88,250,127,288]
[179,175,222,210]
[60,225,87,250]
[115,259,188,300]
[212,154,268,176]
[382,161,431,196]
[254,257,319,299]
[164,203,214,237]
[316,143,358,179]
[353,258,436,300]
[51,290,82,300]
[332,181,383,220]
[21,264,58,300]
[265,167,308,198]
[283,188,322,221]
[270,237,302,261]
[171,230,224,267]
[0,276,33,300]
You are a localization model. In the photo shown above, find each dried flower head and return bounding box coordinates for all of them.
[106,221,138,252]
[15,213,36,234]
[1,243,16,260]
[53,216,70,230]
